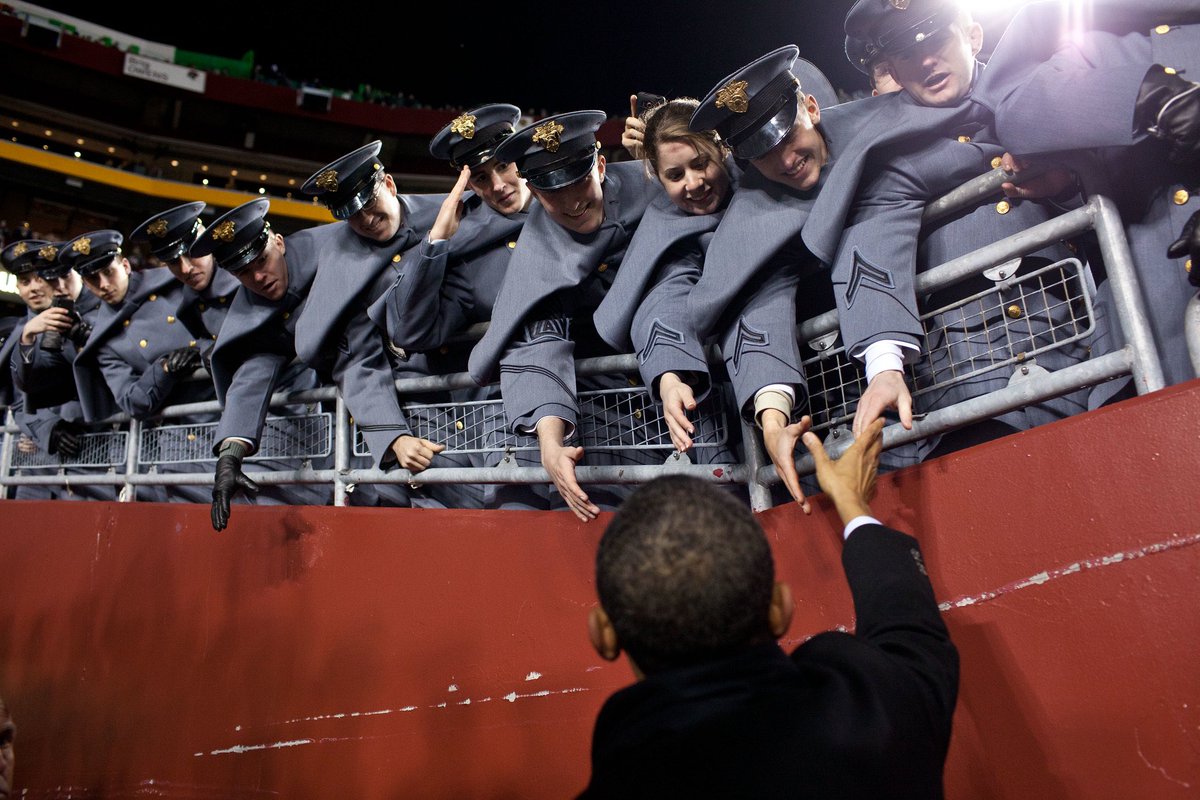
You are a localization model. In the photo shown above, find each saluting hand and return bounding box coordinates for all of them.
[428,166,472,243]
[622,94,646,160]
[392,435,445,473]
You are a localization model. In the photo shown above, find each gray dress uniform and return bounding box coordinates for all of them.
[366,106,534,509]
[71,256,215,503]
[593,174,743,471]
[469,112,663,510]
[975,0,1200,404]
[297,140,479,509]
[200,202,337,510]
[2,240,115,500]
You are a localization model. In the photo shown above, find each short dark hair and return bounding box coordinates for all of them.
[596,476,775,674]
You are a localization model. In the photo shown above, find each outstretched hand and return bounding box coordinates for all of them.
[853,370,912,437]
[658,372,697,452]
[761,411,813,512]
[802,417,884,525]
[211,454,259,532]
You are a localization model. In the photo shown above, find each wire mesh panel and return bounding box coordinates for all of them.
[9,429,128,470]
[354,388,731,457]
[802,257,1095,433]
[140,412,332,465]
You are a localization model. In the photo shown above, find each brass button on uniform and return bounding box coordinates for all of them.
[633,409,642,419]
[455,420,464,431]
[392,254,402,263]
[1173,189,1189,205]
[282,312,290,320]
[166,315,176,323]
[627,377,638,387]
[219,297,227,304]
[148,293,157,301]
[1155,24,1171,34]
[210,334,217,340]
[957,135,971,143]
[1165,66,1178,75]
[1186,259,1193,274]
[990,156,1003,169]
[996,200,1011,214]
[507,241,516,249]
[198,303,207,311]
[1007,305,1023,319]
[597,262,608,272]
[123,319,131,327]
[187,433,197,442]
[139,339,148,348]
[189,340,196,347]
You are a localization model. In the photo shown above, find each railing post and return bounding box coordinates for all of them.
[1088,194,1166,395]
[0,408,15,499]
[120,418,141,502]
[739,416,773,513]
[333,393,350,507]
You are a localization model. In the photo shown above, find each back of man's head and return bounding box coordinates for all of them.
[596,476,775,675]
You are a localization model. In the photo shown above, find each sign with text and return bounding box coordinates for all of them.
[123,53,206,94]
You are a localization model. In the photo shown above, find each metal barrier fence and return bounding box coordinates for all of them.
[1,168,1181,510]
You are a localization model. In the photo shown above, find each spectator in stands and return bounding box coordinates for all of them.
[1,239,112,500]
[296,140,479,509]
[579,418,958,798]
[371,104,540,509]
[192,199,340,530]
[0,692,14,800]
[468,111,663,521]
[593,98,744,475]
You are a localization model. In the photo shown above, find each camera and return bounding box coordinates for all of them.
[41,296,90,352]
[636,91,666,117]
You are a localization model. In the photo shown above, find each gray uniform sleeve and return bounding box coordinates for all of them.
[498,312,579,436]
[629,255,711,402]
[331,311,412,470]
[97,343,180,420]
[213,349,289,452]
[381,238,473,352]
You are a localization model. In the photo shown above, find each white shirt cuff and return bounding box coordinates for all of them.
[860,340,918,384]
[843,515,882,540]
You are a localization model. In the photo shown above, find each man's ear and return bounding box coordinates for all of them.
[275,232,286,255]
[769,582,794,638]
[596,153,607,182]
[588,606,621,661]
[968,21,984,57]
[803,93,821,126]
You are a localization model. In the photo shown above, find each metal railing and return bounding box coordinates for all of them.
[0,170,1175,510]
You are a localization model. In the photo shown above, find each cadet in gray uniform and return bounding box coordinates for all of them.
[686,47,896,506]
[974,0,1200,404]
[818,0,1094,455]
[128,201,242,350]
[192,198,337,530]
[65,230,215,503]
[593,98,743,472]
[370,104,539,509]
[297,141,479,509]
[2,239,113,501]
[845,34,903,96]
[469,110,663,522]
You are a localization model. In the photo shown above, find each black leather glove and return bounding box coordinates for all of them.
[48,419,85,458]
[68,318,93,349]
[1135,65,1200,164]
[163,346,203,376]
[1167,209,1200,288]
[211,453,259,532]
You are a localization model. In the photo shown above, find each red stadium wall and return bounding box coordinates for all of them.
[2,382,1198,799]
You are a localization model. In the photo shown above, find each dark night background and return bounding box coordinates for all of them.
[31,1,880,114]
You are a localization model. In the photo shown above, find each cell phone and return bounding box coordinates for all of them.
[635,92,666,116]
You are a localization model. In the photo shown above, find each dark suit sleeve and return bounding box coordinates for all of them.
[842,523,959,738]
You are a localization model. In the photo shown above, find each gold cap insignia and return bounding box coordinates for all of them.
[71,237,91,255]
[213,220,237,242]
[12,242,27,257]
[532,120,565,153]
[40,244,59,260]
[715,80,750,114]
[890,0,910,9]
[147,218,169,238]
[315,169,339,192]
[450,113,477,139]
